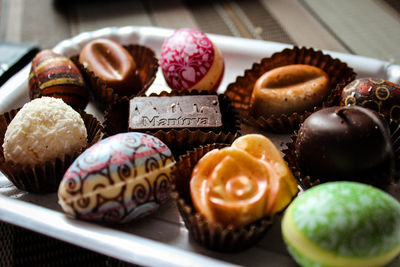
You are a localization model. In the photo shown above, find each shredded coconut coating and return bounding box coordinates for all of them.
[3,97,87,166]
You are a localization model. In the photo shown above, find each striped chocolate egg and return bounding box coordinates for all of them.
[29,50,89,110]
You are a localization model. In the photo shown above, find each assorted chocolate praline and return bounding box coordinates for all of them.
[79,38,142,97]
[58,132,175,223]
[294,105,395,188]
[29,50,89,110]
[224,46,356,133]
[160,28,225,92]
[128,95,223,132]
[340,78,400,121]
[250,64,330,118]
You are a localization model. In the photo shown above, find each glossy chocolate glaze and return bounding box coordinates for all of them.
[250,64,329,117]
[79,38,141,96]
[295,106,395,186]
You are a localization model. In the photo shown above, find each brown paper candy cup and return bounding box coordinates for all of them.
[389,119,400,182]
[103,90,241,158]
[171,143,273,252]
[282,135,321,190]
[225,46,356,133]
[0,109,103,193]
[283,120,399,190]
[72,44,158,111]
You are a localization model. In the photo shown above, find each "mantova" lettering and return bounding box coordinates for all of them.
[142,116,209,127]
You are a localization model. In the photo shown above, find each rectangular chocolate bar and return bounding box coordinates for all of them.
[129,95,223,131]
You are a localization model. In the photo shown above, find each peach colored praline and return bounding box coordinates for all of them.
[190,134,298,228]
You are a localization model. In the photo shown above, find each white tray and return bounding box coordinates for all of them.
[1,26,400,267]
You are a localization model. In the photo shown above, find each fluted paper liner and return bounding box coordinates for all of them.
[170,143,273,252]
[72,44,158,111]
[103,90,241,158]
[283,119,400,190]
[0,109,103,193]
[389,119,400,181]
[282,135,321,190]
[225,46,356,133]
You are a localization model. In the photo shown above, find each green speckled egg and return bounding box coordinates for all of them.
[282,182,400,267]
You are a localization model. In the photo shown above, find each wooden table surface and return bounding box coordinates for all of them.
[0,0,400,266]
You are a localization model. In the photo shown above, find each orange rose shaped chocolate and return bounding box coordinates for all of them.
[190,134,298,228]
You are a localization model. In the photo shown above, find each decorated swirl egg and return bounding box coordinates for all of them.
[340,78,400,121]
[29,50,89,110]
[282,182,400,267]
[58,132,175,223]
[160,28,225,92]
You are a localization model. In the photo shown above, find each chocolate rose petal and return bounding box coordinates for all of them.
[171,143,274,252]
[190,134,298,228]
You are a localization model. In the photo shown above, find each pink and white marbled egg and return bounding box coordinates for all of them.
[160,28,224,92]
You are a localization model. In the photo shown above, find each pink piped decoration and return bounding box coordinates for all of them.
[160,28,215,91]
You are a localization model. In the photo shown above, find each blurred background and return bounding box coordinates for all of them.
[1,0,399,64]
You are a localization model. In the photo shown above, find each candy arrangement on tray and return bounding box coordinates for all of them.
[0,27,400,267]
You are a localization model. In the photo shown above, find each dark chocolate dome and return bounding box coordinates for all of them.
[295,106,395,188]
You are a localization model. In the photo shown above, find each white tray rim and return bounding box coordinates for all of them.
[1,26,400,267]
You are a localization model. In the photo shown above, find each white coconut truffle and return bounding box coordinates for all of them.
[3,97,87,166]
